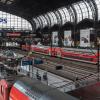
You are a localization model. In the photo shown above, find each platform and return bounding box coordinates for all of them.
[18,65,76,93]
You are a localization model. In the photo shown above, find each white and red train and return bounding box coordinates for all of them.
[0,67,78,100]
[22,44,99,63]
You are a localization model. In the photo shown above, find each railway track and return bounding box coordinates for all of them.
[3,48,98,72]
[34,60,96,81]
[47,61,96,74]
[10,49,99,81]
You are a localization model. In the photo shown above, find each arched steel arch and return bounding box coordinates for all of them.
[43,14,51,28]
[37,16,44,29]
[29,19,36,32]
[32,0,100,31]
[53,10,62,27]
[69,5,77,24]
[86,0,98,21]
[67,6,76,23]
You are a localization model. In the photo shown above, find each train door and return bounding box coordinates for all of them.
[0,84,4,100]
[0,80,10,100]
[54,47,62,57]
[0,84,9,100]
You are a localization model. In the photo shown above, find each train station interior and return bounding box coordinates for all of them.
[0,0,100,100]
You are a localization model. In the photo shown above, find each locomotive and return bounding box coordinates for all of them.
[22,44,98,64]
[0,66,79,100]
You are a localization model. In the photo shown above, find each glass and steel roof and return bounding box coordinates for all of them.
[73,1,93,22]
[0,11,32,31]
[95,0,100,20]
[32,0,100,31]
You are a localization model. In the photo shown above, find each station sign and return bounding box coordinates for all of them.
[21,57,33,66]
[22,60,33,66]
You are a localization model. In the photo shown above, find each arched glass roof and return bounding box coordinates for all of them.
[95,0,100,20]
[33,5,75,29]
[32,0,100,30]
[79,2,89,18]
[54,11,61,25]
[85,1,93,19]
[73,1,93,22]
[62,7,72,22]
[0,11,32,31]
[50,12,58,26]
[43,15,48,27]
[44,14,51,27]
[39,15,48,28]
[47,12,58,27]
[58,8,69,25]
[37,17,43,29]
[73,3,82,22]
[33,18,40,29]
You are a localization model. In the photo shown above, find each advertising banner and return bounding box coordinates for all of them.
[64,31,72,46]
[52,31,58,46]
[80,29,90,47]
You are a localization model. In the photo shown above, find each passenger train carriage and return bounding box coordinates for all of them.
[22,44,99,64]
[0,64,79,100]
[0,76,79,100]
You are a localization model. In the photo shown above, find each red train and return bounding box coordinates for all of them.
[0,68,78,100]
[22,44,99,63]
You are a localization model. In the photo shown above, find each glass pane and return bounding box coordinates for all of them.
[39,15,48,28]
[79,2,88,19]
[74,4,82,22]
[69,7,75,22]
[74,1,93,21]
[85,1,93,19]
[58,8,66,25]
[55,11,61,25]
[50,12,58,25]
[44,14,51,27]
[63,8,70,21]
[33,18,40,29]
[47,12,55,27]
[95,0,100,20]
[37,17,42,28]
[0,11,32,30]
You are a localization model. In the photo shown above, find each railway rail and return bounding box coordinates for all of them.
[34,60,96,81]
[2,48,99,81]
[14,49,97,68]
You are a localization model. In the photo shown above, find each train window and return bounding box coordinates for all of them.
[1,85,4,96]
